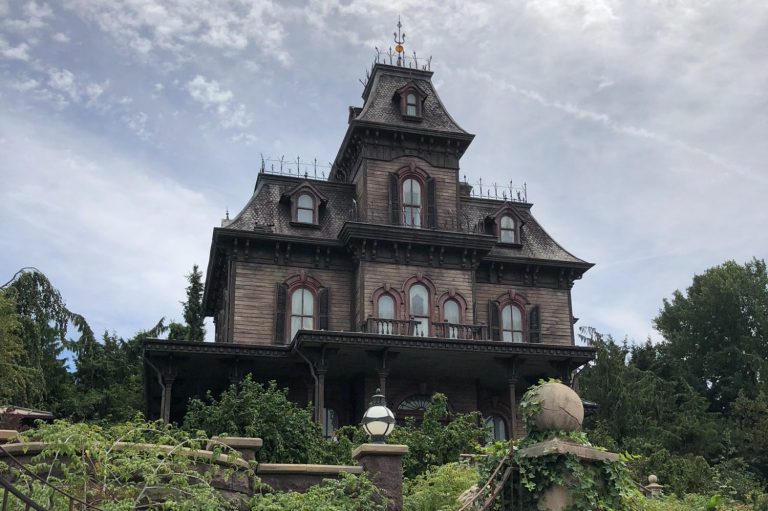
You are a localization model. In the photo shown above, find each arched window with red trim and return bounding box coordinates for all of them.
[501,303,524,342]
[290,287,315,340]
[489,291,529,343]
[409,283,430,336]
[402,178,422,227]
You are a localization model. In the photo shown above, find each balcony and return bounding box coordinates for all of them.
[362,317,490,341]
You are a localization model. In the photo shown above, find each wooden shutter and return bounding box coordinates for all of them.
[528,305,541,343]
[426,177,437,228]
[318,288,330,331]
[389,173,400,225]
[489,300,500,341]
[274,282,288,343]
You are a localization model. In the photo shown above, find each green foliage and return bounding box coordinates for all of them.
[250,472,387,511]
[654,258,768,413]
[0,290,39,406]
[387,393,485,478]
[183,375,327,463]
[168,264,205,341]
[1,418,245,510]
[403,462,479,511]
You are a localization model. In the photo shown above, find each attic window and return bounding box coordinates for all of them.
[406,93,418,116]
[500,215,516,243]
[296,193,315,223]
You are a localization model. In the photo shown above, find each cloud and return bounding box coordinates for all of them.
[51,32,70,43]
[2,0,53,32]
[62,0,291,65]
[0,111,221,338]
[185,74,252,129]
[0,37,31,60]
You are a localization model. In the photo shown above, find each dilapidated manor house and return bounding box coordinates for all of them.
[143,36,596,440]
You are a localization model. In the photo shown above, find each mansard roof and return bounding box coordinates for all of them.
[460,198,590,266]
[222,173,589,267]
[351,64,470,135]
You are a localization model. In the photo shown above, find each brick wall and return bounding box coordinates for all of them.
[233,261,353,344]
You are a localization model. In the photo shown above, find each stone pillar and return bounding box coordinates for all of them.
[352,444,408,511]
[207,436,263,462]
[160,374,176,423]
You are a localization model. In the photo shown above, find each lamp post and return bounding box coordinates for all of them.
[361,388,395,443]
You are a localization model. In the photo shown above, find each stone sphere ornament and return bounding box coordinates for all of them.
[531,382,584,432]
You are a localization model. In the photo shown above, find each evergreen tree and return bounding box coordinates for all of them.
[169,265,205,341]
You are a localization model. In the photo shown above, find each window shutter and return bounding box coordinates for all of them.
[274,283,288,343]
[426,177,437,228]
[489,300,500,341]
[318,288,330,331]
[389,173,400,225]
[529,305,541,343]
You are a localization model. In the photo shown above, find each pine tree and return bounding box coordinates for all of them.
[182,265,205,341]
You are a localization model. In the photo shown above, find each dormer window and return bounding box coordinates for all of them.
[296,193,315,223]
[406,93,418,116]
[395,82,427,120]
[282,181,327,227]
[500,215,516,243]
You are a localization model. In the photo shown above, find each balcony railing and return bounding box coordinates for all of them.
[433,321,488,340]
[363,317,488,340]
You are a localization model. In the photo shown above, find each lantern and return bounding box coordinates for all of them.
[361,388,395,443]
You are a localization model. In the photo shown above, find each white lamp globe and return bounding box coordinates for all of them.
[361,389,395,443]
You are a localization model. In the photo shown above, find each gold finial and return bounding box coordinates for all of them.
[393,16,405,66]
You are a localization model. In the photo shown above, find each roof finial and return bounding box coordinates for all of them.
[393,16,406,67]
[225,207,230,220]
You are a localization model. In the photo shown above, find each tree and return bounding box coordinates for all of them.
[0,291,40,405]
[654,258,768,413]
[168,264,205,341]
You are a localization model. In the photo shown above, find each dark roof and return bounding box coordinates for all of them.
[226,174,356,240]
[352,64,470,135]
[459,198,591,266]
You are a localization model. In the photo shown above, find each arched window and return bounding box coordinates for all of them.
[406,93,418,116]
[500,215,516,243]
[296,193,315,224]
[443,299,460,339]
[377,293,396,335]
[409,283,430,336]
[485,415,507,442]
[501,303,523,342]
[402,178,422,227]
[290,287,314,340]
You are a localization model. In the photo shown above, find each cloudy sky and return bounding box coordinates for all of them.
[1,0,766,344]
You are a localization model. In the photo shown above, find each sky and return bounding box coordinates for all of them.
[0,0,766,344]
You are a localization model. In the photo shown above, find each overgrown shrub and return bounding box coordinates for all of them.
[403,462,479,511]
[183,375,327,463]
[387,393,485,478]
[1,418,244,510]
[250,472,386,511]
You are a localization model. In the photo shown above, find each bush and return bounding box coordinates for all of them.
[403,462,479,511]
[250,472,386,511]
[183,375,327,464]
[1,418,243,510]
[388,393,485,478]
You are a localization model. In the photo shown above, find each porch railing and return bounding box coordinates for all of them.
[363,317,420,336]
[363,317,489,340]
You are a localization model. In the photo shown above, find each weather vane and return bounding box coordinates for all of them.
[393,16,405,67]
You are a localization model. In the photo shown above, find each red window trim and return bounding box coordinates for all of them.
[284,272,324,342]
[402,274,436,336]
[396,163,430,228]
[495,290,529,342]
[437,291,467,324]
[371,286,404,319]
[492,207,523,246]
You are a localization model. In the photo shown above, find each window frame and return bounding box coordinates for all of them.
[401,177,423,228]
[492,207,523,246]
[280,272,325,343]
[295,193,316,224]
[403,274,436,337]
[288,286,316,341]
[492,290,530,343]
[500,302,525,343]
[499,215,517,244]
[395,83,425,120]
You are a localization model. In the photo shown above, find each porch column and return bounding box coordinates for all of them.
[315,363,328,433]
[160,374,176,423]
[507,377,518,440]
[378,369,389,397]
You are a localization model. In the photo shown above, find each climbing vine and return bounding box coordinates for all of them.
[513,380,645,511]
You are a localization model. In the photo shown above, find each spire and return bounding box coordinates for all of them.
[393,16,406,67]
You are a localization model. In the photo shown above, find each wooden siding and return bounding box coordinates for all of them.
[475,284,574,345]
[232,262,353,344]
[362,157,459,225]
[360,262,474,329]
